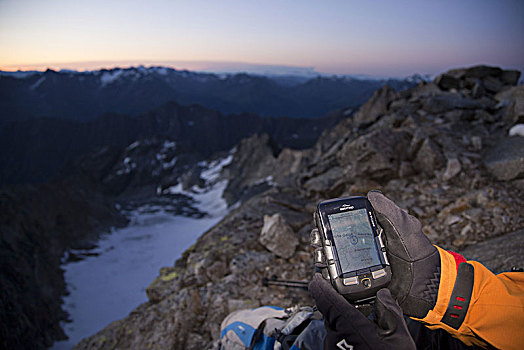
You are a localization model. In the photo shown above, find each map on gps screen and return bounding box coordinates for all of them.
[328,209,381,273]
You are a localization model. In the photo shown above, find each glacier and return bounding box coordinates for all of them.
[51,153,234,349]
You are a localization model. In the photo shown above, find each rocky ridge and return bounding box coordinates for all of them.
[0,182,127,350]
[73,65,524,349]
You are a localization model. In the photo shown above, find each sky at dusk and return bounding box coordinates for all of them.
[0,0,522,77]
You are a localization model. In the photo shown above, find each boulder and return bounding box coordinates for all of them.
[338,129,411,181]
[413,138,446,175]
[507,86,524,123]
[439,65,520,93]
[435,74,461,91]
[442,157,462,181]
[303,166,344,196]
[482,76,505,94]
[459,229,524,273]
[259,213,298,259]
[422,93,482,114]
[500,70,521,85]
[446,65,503,80]
[352,85,396,127]
[483,137,524,181]
[410,81,442,98]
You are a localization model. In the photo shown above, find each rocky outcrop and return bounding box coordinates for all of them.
[0,101,343,185]
[435,65,521,93]
[222,134,280,205]
[352,85,396,127]
[74,65,523,349]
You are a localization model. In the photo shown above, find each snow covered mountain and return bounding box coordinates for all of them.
[0,65,419,125]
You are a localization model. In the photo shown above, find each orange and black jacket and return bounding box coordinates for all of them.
[412,246,524,350]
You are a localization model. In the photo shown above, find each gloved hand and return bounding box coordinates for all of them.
[309,273,416,350]
[367,191,441,318]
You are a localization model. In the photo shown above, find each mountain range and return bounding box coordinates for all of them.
[0,66,422,125]
[0,65,423,186]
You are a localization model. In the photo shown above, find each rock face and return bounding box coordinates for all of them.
[352,85,396,127]
[484,137,524,181]
[259,213,299,258]
[0,101,343,185]
[67,65,523,349]
[435,65,521,93]
[0,183,126,350]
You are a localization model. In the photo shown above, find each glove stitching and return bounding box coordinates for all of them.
[379,214,414,305]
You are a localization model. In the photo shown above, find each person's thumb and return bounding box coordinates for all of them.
[374,289,416,350]
[375,288,402,337]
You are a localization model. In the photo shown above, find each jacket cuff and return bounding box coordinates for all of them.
[411,247,485,348]
[414,246,459,324]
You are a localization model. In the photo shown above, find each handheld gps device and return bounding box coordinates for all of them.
[315,196,391,303]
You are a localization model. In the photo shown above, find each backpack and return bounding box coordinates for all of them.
[220,305,326,350]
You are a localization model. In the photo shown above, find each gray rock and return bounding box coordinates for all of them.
[410,81,442,98]
[229,251,273,275]
[507,86,524,124]
[180,168,206,191]
[338,129,411,181]
[447,65,503,80]
[484,137,524,181]
[303,166,344,196]
[482,76,505,94]
[471,82,485,99]
[442,158,462,181]
[413,138,445,175]
[423,94,483,114]
[352,85,396,127]
[206,261,229,282]
[500,70,521,85]
[471,136,483,150]
[222,134,279,205]
[435,74,461,91]
[259,214,298,259]
[459,229,524,273]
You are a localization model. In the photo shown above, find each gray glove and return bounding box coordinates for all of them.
[367,191,441,318]
[309,273,416,350]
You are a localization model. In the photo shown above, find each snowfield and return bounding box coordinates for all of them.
[52,153,234,349]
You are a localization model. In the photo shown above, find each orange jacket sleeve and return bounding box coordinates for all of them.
[412,246,524,349]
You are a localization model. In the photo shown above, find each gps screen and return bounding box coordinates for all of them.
[328,209,381,273]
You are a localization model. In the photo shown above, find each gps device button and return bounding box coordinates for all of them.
[343,277,358,286]
[324,246,335,262]
[372,269,387,279]
[328,263,338,278]
[311,229,322,246]
[314,249,325,265]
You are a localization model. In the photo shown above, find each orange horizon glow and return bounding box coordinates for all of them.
[1,1,522,77]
